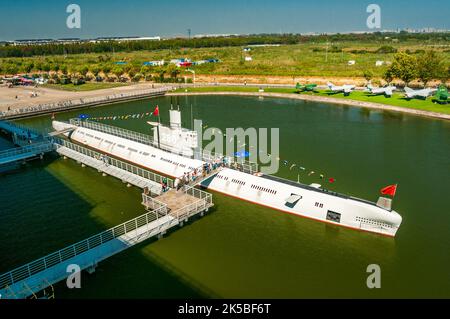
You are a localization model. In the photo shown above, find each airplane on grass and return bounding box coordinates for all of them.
[433,85,449,104]
[295,83,318,92]
[404,87,437,100]
[366,84,397,97]
[327,82,355,96]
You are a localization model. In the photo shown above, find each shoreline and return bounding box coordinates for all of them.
[167,91,450,121]
[1,83,448,121]
[0,85,171,120]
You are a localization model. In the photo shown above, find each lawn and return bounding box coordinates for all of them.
[174,86,450,115]
[42,82,129,92]
[5,41,450,79]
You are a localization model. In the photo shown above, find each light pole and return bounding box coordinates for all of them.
[186,68,195,87]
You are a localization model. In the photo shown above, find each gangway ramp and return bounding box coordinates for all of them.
[55,140,171,194]
[0,206,177,299]
[0,140,54,165]
[0,120,42,141]
[0,181,213,299]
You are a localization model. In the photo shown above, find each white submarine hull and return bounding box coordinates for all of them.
[53,120,402,237]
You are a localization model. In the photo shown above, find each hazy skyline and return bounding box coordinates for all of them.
[0,0,449,41]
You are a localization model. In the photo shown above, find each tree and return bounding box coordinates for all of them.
[416,50,444,87]
[24,62,34,73]
[382,68,394,84]
[90,65,100,77]
[79,65,89,77]
[101,64,112,76]
[166,64,180,78]
[6,64,18,75]
[363,70,373,83]
[60,65,68,75]
[42,63,51,73]
[112,66,124,80]
[389,52,417,86]
[439,66,450,85]
[127,69,136,79]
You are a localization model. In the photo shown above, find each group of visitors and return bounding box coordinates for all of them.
[173,156,230,191]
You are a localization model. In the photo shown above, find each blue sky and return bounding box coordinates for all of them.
[0,0,449,40]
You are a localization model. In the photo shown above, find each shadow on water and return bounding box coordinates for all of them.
[6,95,450,298]
[0,154,213,299]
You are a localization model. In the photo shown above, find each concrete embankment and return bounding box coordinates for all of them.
[168,91,450,121]
[0,85,172,120]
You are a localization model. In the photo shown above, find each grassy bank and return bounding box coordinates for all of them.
[42,82,129,92]
[173,86,450,115]
[3,42,450,79]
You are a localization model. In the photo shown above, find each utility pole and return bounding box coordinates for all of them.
[187,29,191,40]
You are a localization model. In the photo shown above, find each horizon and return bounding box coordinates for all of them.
[0,0,449,41]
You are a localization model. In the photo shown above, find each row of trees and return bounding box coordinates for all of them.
[21,62,190,85]
[0,59,186,82]
[363,51,449,86]
[1,32,449,58]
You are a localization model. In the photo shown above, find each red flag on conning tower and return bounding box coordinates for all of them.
[380,184,397,197]
[153,105,159,117]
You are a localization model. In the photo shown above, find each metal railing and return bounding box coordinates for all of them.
[70,119,154,146]
[55,139,173,189]
[0,87,171,119]
[141,186,213,221]
[141,195,168,212]
[70,119,258,176]
[194,149,259,175]
[174,186,213,220]
[0,120,43,138]
[0,140,54,162]
[0,204,171,290]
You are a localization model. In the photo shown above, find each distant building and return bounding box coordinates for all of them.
[143,60,165,66]
[93,36,161,43]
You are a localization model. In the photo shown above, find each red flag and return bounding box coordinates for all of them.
[153,105,159,117]
[329,178,335,183]
[381,184,397,197]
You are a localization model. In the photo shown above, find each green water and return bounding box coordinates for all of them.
[1,95,449,298]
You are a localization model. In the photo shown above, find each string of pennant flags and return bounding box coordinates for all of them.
[275,154,336,184]
[82,105,160,121]
[72,105,336,184]
[86,112,155,121]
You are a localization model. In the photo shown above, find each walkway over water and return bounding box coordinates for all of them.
[55,139,172,195]
[0,120,43,145]
[0,141,54,165]
[0,184,212,299]
[0,132,212,299]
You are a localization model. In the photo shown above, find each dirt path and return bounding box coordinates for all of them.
[0,83,164,112]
